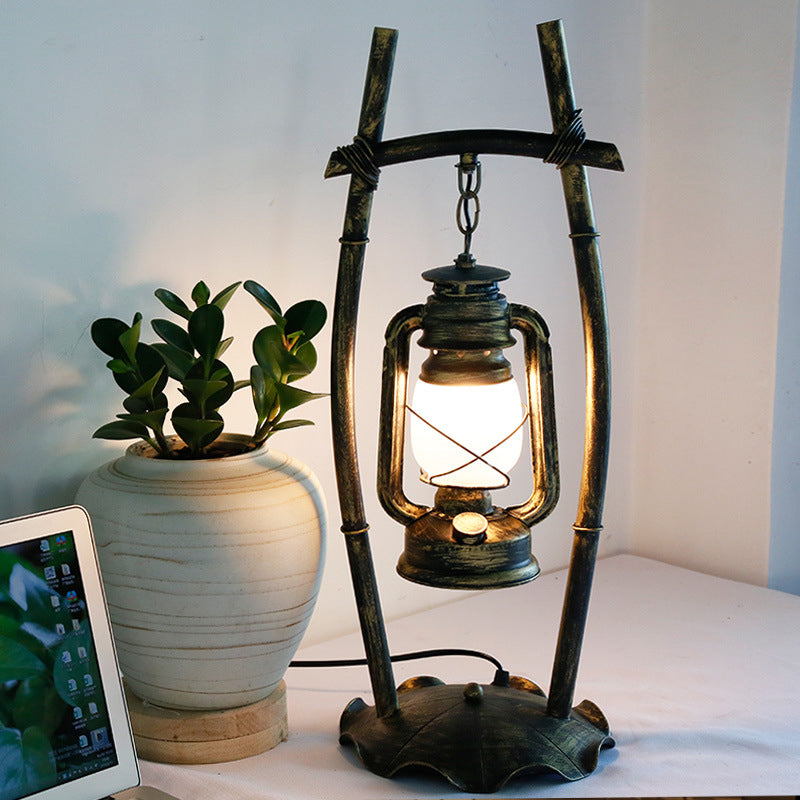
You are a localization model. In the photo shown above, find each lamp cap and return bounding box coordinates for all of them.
[422,260,510,287]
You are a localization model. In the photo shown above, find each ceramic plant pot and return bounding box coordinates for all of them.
[76,434,325,711]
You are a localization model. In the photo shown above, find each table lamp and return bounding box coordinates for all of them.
[326,21,623,792]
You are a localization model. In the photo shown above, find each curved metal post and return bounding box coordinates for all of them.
[331,26,399,718]
[537,19,612,719]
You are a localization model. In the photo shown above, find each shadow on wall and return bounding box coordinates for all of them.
[0,152,157,520]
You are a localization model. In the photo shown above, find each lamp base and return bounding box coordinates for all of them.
[339,675,613,793]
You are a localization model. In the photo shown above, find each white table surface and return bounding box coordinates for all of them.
[137,554,800,798]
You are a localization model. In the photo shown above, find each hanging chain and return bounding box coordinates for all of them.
[456,154,481,258]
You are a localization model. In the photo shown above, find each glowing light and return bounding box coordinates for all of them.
[409,377,524,488]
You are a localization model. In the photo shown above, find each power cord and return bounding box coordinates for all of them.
[290,647,502,670]
[290,647,510,686]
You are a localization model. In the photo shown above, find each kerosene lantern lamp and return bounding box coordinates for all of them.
[378,156,558,592]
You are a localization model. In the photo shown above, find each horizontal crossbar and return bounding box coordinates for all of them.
[325,128,623,179]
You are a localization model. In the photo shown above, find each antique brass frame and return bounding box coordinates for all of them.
[327,21,622,792]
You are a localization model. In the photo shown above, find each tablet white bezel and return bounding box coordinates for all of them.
[0,506,140,800]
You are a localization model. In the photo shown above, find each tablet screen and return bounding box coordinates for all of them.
[0,508,138,800]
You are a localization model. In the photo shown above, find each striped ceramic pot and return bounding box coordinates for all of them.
[76,434,325,711]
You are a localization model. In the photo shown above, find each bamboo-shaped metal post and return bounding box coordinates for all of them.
[537,19,612,719]
[330,27,399,719]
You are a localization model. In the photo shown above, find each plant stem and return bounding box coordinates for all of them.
[153,427,172,457]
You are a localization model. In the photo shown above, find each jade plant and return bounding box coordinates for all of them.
[90,280,326,458]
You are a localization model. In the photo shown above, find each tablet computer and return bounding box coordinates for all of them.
[0,506,141,800]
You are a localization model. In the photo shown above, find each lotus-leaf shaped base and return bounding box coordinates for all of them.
[339,675,614,793]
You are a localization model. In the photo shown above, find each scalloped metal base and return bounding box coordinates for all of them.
[339,676,614,793]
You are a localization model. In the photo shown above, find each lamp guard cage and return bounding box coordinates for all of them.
[327,21,622,791]
[377,302,559,528]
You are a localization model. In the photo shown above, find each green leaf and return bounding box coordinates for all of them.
[6,564,68,633]
[0,727,24,798]
[250,366,277,426]
[105,358,133,374]
[90,317,129,359]
[130,366,166,405]
[153,392,169,410]
[122,395,148,413]
[232,379,250,392]
[270,419,314,432]
[92,420,151,440]
[284,353,313,381]
[283,341,317,382]
[0,701,11,729]
[139,343,168,389]
[0,613,20,638]
[118,313,142,362]
[180,359,234,411]
[112,372,138,395]
[284,299,327,342]
[150,342,195,381]
[255,417,316,446]
[274,382,327,417]
[211,281,242,310]
[191,280,210,307]
[0,549,29,585]
[0,617,51,668]
[155,288,192,320]
[113,342,167,396]
[117,407,168,431]
[180,379,228,407]
[188,304,224,364]
[11,676,65,736]
[21,725,56,794]
[171,405,224,453]
[152,318,194,354]
[215,336,234,359]
[250,365,266,414]
[293,340,318,375]
[0,635,47,682]
[244,280,283,323]
[253,326,309,382]
[52,627,96,705]
[252,325,283,381]
[153,391,169,410]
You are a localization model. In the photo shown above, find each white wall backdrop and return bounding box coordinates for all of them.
[770,2,800,596]
[0,1,795,645]
[631,1,797,587]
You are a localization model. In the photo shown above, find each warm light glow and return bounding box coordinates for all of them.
[409,377,525,488]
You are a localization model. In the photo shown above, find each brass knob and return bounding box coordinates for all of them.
[451,512,488,544]
[463,682,484,703]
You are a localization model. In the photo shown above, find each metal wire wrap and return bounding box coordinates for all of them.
[335,136,381,189]
[545,108,586,168]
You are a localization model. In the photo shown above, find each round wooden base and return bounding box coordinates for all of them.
[125,681,288,764]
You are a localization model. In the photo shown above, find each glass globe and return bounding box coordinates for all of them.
[409,376,524,488]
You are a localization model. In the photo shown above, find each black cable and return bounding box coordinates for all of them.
[290,647,504,672]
